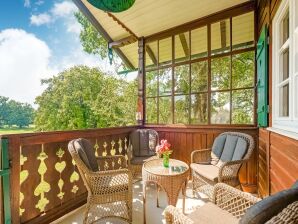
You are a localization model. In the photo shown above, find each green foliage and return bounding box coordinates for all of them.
[74,12,107,59]
[0,96,34,128]
[34,66,137,131]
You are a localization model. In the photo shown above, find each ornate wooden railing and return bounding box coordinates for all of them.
[0,126,138,224]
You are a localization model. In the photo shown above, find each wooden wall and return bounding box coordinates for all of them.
[257,0,298,197]
[146,125,258,193]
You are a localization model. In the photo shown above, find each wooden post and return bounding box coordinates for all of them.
[138,37,145,126]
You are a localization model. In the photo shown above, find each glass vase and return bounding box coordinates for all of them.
[163,153,170,168]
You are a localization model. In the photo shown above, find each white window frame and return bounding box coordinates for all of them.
[272,0,298,134]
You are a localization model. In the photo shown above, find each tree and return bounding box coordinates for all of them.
[34,66,137,131]
[0,96,34,128]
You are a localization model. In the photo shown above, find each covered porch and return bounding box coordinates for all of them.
[0,0,298,223]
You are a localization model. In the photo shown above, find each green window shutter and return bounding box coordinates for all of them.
[256,26,269,127]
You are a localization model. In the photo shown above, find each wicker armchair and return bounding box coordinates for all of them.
[191,132,255,197]
[68,138,132,224]
[164,182,298,224]
[128,129,159,179]
[164,183,260,224]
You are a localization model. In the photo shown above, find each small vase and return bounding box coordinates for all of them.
[163,153,170,168]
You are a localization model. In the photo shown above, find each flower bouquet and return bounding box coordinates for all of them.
[155,139,172,167]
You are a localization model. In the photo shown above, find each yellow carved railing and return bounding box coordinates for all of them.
[1,126,137,224]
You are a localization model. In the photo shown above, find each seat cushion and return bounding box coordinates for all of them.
[187,202,239,224]
[68,138,98,172]
[240,187,298,224]
[191,163,219,182]
[211,134,227,165]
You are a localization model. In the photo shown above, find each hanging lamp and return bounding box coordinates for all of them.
[87,0,135,13]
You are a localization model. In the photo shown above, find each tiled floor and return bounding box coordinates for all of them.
[52,180,208,224]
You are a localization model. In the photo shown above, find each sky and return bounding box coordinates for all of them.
[0,0,117,107]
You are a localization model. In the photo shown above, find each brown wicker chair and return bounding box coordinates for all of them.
[164,182,298,224]
[164,183,260,224]
[68,138,132,224]
[128,129,159,179]
[191,132,255,197]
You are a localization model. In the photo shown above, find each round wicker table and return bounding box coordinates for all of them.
[142,158,189,224]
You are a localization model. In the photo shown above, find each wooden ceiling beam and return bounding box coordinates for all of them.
[220,21,227,48]
[72,0,135,69]
[145,45,157,65]
[179,33,189,57]
[108,35,137,49]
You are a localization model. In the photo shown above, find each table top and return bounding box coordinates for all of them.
[143,158,189,176]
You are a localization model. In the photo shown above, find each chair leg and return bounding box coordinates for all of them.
[83,202,91,224]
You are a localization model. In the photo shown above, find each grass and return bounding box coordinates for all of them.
[0,127,35,135]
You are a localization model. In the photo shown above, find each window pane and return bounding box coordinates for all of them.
[232,89,254,124]
[280,48,289,81]
[211,56,231,90]
[146,71,158,97]
[146,98,157,123]
[191,93,208,124]
[191,26,207,59]
[174,95,189,124]
[211,91,230,124]
[232,51,255,88]
[175,32,190,63]
[145,41,157,69]
[159,68,172,96]
[159,37,172,66]
[211,19,230,55]
[191,61,208,92]
[232,12,254,50]
[281,11,289,45]
[279,84,289,117]
[174,64,189,95]
[159,96,172,124]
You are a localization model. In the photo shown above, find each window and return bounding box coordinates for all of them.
[145,11,255,125]
[272,0,298,133]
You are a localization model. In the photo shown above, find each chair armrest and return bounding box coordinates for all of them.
[212,183,260,219]
[218,159,245,182]
[191,149,211,164]
[164,205,194,224]
[96,155,128,169]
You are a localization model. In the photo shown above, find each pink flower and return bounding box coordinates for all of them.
[155,139,172,155]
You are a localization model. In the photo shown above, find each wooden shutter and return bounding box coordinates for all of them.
[256,26,269,127]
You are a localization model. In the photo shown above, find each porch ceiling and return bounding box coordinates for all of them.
[75,0,252,69]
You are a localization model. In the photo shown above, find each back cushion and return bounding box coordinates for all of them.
[130,129,157,157]
[211,134,227,165]
[240,187,298,224]
[232,137,248,161]
[69,138,98,172]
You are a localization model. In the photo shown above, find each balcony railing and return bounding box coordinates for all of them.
[0,125,258,224]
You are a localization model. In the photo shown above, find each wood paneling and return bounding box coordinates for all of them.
[256,0,298,198]
[146,125,258,193]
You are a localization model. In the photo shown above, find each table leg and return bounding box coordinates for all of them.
[143,183,146,224]
[156,184,160,207]
[182,180,187,214]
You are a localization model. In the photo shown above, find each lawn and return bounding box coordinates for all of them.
[0,127,35,135]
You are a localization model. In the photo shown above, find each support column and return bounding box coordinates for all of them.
[137,37,145,126]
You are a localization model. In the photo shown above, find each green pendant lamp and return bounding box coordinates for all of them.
[87,0,135,13]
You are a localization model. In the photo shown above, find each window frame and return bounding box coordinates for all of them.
[272,0,298,133]
[144,11,256,126]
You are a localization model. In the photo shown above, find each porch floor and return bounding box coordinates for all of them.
[51,180,207,224]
